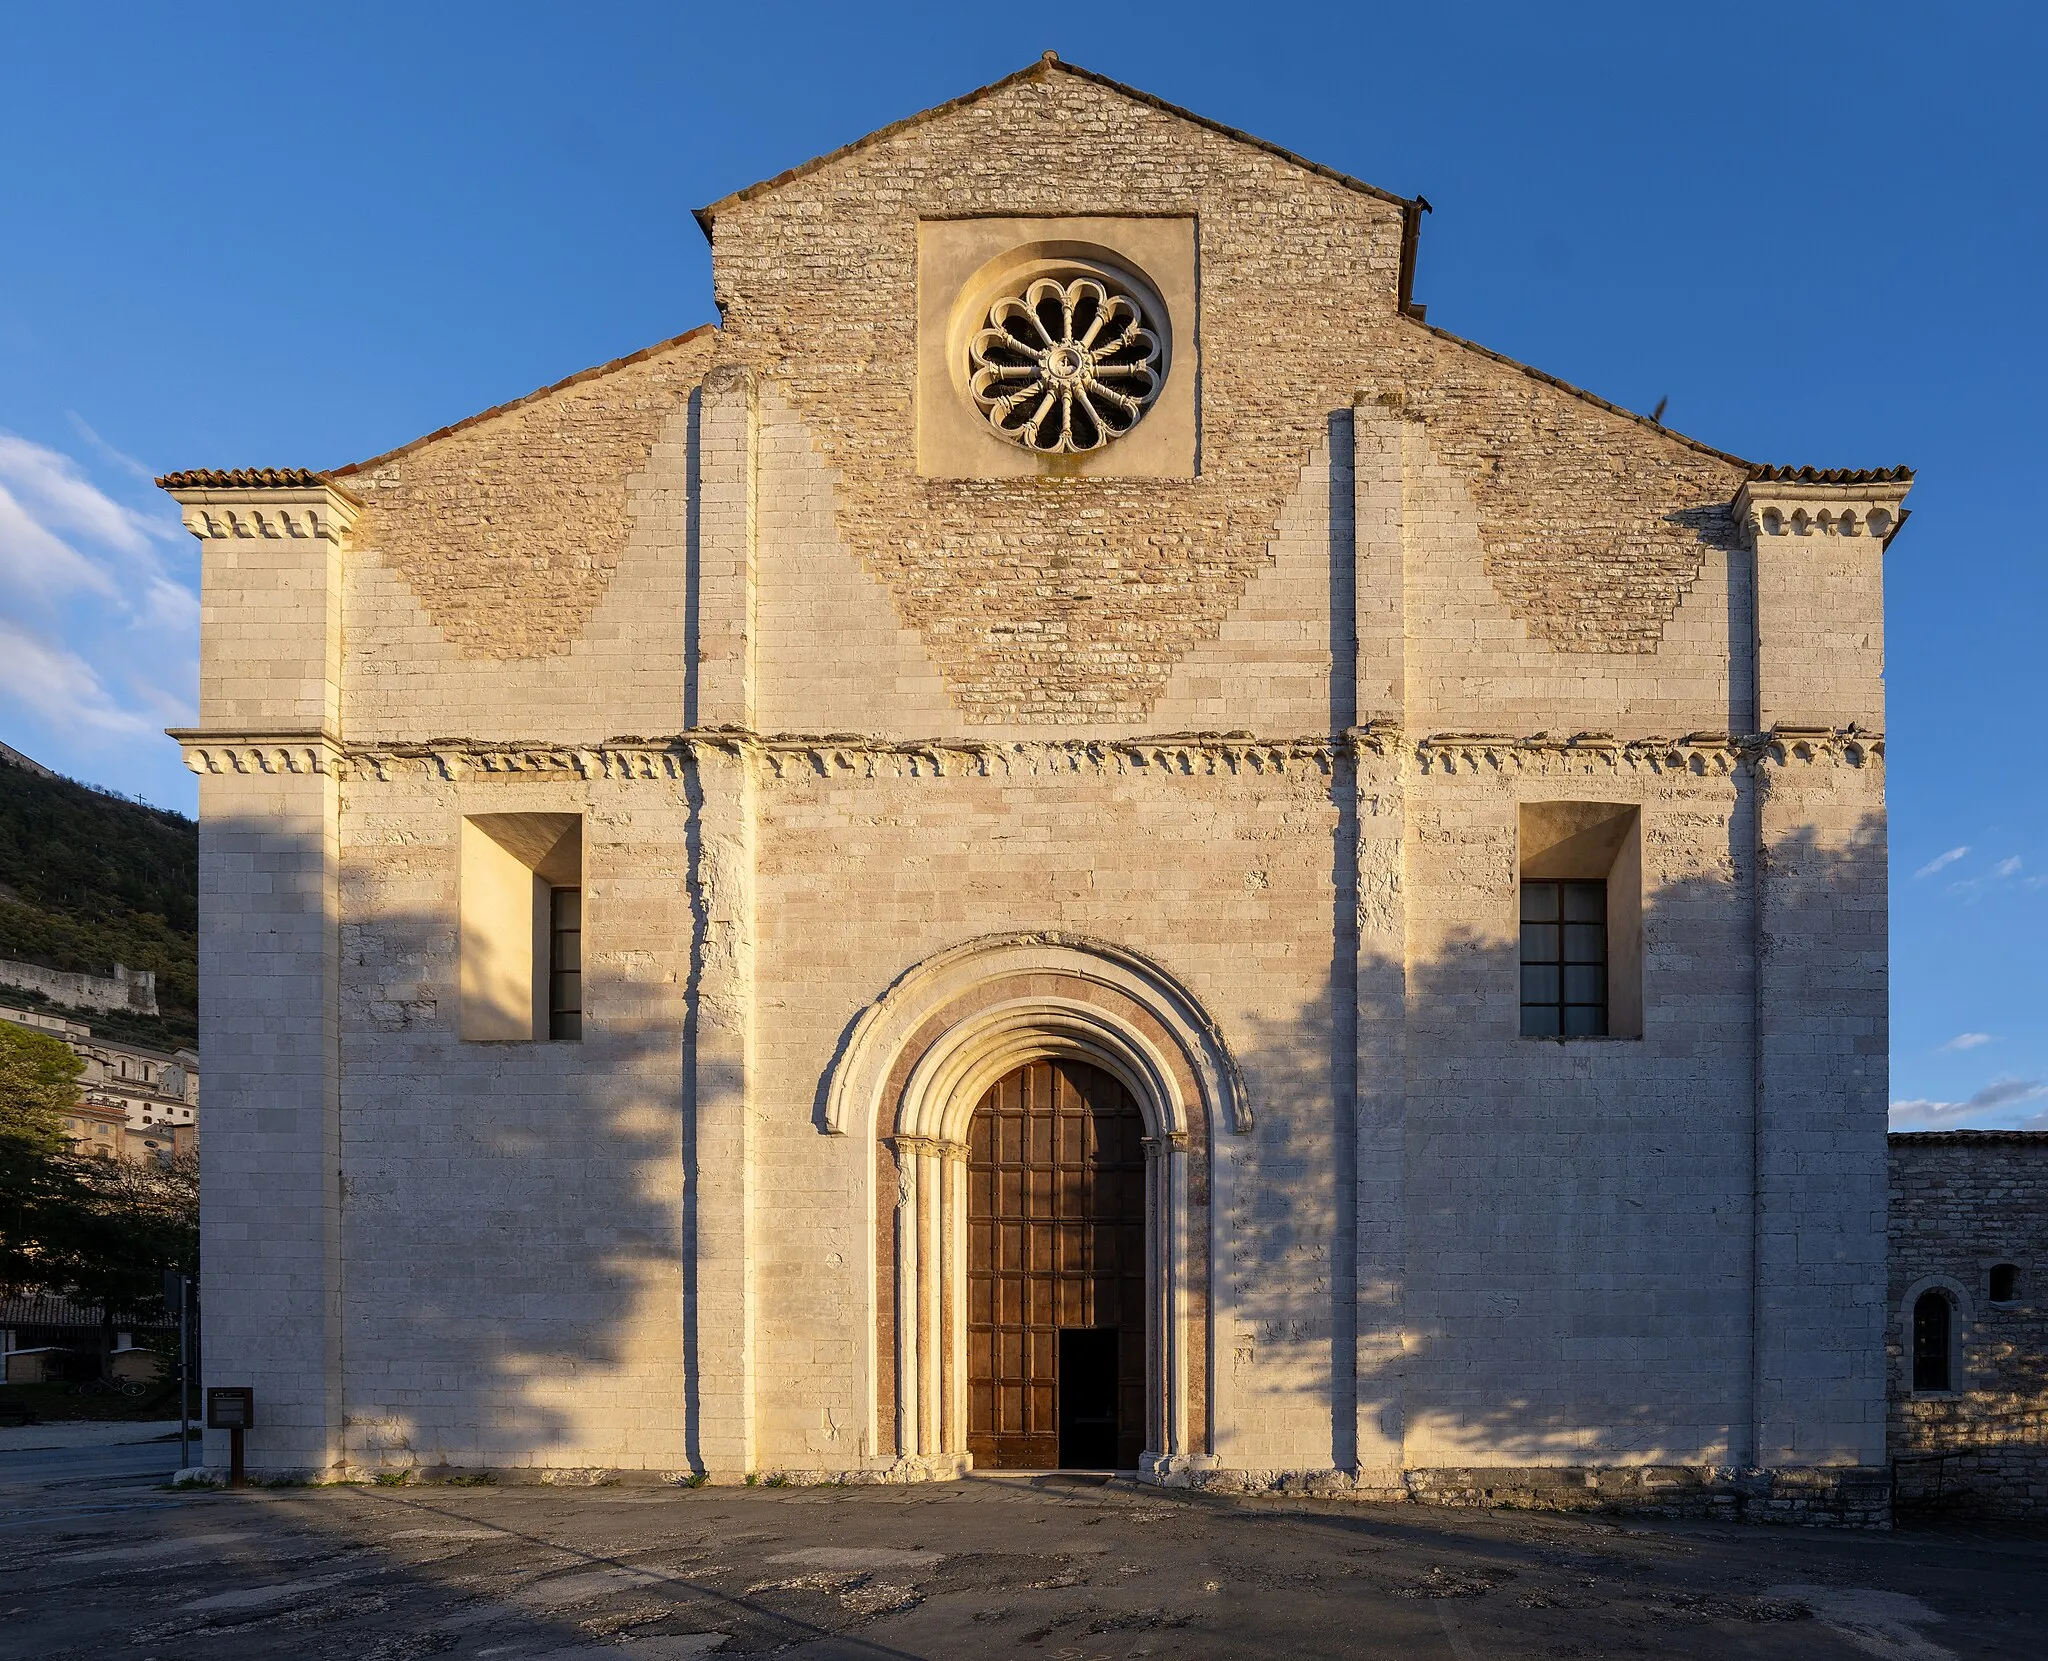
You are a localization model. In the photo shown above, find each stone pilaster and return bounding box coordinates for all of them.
[1750,731,1890,1467]
[1351,399,1409,1482]
[684,365,760,1478]
[163,471,355,1478]
[1736,470,1910,733]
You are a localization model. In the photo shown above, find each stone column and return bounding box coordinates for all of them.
[1350,401,1409,1487]
[685,366,760,1479]
[165,474,355,1478]
[1142,1129,1191,1466]
[1737,471,1909,1471]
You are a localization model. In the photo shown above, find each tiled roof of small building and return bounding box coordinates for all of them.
[1888,1129,2048,1144]
[1747,465,1914,484]
[154,467,331,490]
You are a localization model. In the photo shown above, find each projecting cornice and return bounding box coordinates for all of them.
[1733,469,1913,551]
[171,725,1883,782]
[158,472,362,549]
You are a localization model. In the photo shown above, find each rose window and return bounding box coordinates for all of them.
[967,276,1163,453]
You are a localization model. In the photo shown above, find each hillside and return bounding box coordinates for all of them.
[0,745,197,1049]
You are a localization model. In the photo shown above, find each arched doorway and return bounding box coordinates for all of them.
[967,1059,1146,1470]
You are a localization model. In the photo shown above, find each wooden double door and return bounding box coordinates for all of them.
[966,1059,1147,1471]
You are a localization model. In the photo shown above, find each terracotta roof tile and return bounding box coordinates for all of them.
[1747,464,1914,485]
[329,324,716,478]
[1889,1129,2048,1144]
[154,467,330,490]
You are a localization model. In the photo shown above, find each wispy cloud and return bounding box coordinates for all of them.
[1915,846,1969,879]
[0,430,194,755]
[1941,1032,1993,1051]
[65,412,156,484]
[0,433,165,557]
[1890,1077,2048,1131]
[1994,855,2023,878]
[0,617,155,735]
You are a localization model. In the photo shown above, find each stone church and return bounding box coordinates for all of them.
[162,56,1914,1514]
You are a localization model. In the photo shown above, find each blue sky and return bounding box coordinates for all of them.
[1,2,2043,1125]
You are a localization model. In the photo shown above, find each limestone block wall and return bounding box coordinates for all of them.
[194,759,341,1476]
[1888,1132,2048,1516]
[335,331,713,744]
[1398,745,1756,1466]
[334,767,694,1475]
[749,750,1347,1471]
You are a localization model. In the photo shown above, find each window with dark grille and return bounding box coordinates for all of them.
[1520,879,1607,1037]
[548,887,582,1041]
[1989,1264,2020,1305]
[1912,1290,1952,1392]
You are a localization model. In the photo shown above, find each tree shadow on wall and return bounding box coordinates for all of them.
[329,859,691,1479]
[1222,794,1887,1474]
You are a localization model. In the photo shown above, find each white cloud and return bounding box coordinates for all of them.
[1914,846,1969,879]
[0,480,117,600]
[1890,1077,2048,1131]
[1994,856,2023,878]
[0,616,155,735]
[0,433,165,556]
[0,432,197,766]
[1941,1032,1993,1050]
[65,412,156,485]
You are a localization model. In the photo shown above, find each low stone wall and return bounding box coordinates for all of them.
[1187,1464,1892,1528]
[0,957,157,1016]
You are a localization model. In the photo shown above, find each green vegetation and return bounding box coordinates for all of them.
[0,758,196,1045]
[0,1022,198,1372]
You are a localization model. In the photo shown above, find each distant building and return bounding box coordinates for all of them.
[0,1003,199,1161]
[0,956,157,1017]
[1889,1131,2048,1517]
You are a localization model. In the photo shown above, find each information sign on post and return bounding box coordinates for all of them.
[206,1387,255,1488]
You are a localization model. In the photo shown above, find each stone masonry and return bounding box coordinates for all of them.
[1888,1132,2048,1517]
[161,57,1915,1523]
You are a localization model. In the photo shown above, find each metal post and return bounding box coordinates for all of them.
[229,1426,245,1489]
[177,1277,190,1470]
[164,1270,190,1472]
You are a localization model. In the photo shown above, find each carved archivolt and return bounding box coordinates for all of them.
[968,275,1162,452]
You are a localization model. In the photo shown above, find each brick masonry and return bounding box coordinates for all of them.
[163,59,1918,1523]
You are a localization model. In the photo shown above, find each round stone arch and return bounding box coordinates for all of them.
[821,933,1246,1480]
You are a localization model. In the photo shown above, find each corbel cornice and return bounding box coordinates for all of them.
[169,729,344,778]
[174,723,1883,784]
[159,474,362,550]
[1732,472,1912,551]
[1415,727,1882,775]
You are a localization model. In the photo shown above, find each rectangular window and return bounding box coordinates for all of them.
[1520,879,1608,1037]
[460,812,582,1042]
[548,887,582,1041]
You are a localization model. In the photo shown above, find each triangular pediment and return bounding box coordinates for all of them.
[693,54,1416,235]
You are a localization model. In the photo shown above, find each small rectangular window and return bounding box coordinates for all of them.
[460,812,582,1042]
[548,887,582,1041]
[1520,879,1608,1037]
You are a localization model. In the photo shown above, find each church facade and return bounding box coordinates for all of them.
[163,58,1912,1516]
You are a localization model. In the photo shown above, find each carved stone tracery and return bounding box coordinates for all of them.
[967,275,1162,452]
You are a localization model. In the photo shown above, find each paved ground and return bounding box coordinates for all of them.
[2,1449,2044,1659]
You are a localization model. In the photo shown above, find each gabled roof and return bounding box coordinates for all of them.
[331,325,716,478]
[693,52,1417,236]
